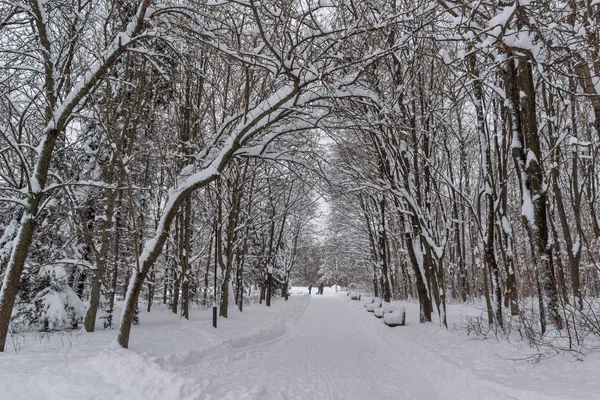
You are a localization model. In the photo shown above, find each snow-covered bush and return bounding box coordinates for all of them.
[11,265,87,332]
[374,308,384,318]
[460,299,600,360]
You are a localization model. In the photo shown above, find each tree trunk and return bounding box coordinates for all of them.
[282,279,289,301]
[480,248,494,325]
[203,231,213,309]
[235,242,246,312]
[497,106,519,316]
[0,210,41,351]
[470,50,502,327]
[260,282,266,304]
[219,165,245,318]
[404,228,432,322]
[505,44,562,332]
[181,279,189,319]
[180,197,192,320]
[172,268,180,314]
[549,215,570,304]
[147,268,155,313]
[109,195,122,312]
[0,127,59,352]
[84,188,117,331]
[265,273,272,307]
[377,195,392,302]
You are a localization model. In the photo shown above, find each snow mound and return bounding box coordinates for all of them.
[374,302,394,318]
[92,348,201,399]
[366,298,382,312]
[383,306,406,327]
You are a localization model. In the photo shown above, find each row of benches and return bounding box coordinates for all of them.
[349,293,406,327]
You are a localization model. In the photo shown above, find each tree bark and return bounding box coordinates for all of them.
[505,45,563,332]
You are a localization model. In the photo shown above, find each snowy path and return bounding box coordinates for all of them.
[177,294,546,400]
[185,294,435,400]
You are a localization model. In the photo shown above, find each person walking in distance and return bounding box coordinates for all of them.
[308,284,313,294]
[318,283,324,295]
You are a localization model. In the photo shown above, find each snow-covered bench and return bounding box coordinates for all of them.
[383,306,406,327]
[374,302,394,318]
[366,298,382,312]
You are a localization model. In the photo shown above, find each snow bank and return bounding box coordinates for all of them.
[158,294,310,369]
[92,348,201,399]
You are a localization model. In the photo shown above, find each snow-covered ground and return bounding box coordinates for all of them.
[1,288,597,399]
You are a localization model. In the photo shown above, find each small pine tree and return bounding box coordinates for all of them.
[11,265,87,332]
